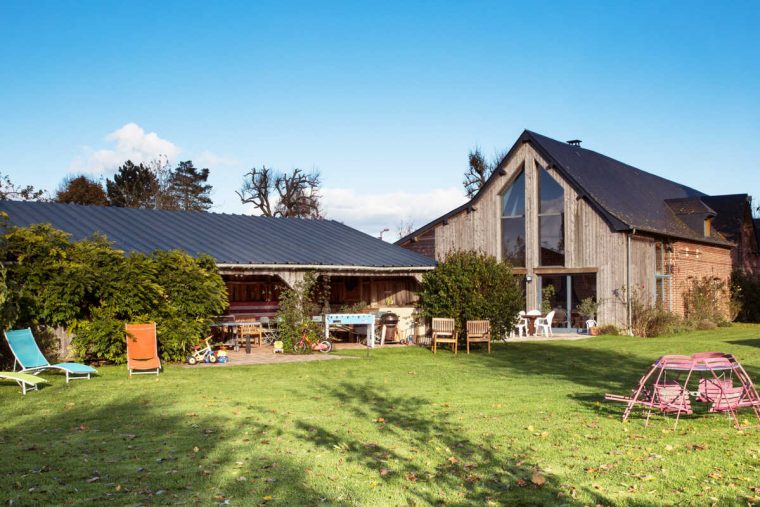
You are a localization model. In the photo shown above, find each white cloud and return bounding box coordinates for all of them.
[322,186,467,240]
[71,123,181,173]
[195,150,239,168]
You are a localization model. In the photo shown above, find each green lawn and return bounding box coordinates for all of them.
[2,326,760,506]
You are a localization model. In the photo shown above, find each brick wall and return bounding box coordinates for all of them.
[670,241,733,318]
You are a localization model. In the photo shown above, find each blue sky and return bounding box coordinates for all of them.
[1,1,758,236]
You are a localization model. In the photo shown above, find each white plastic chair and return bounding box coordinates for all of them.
[514,311,528,337]
[535,310,556,337]
[585,319,597,332]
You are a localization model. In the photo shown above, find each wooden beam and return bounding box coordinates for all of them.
[533,267,599,275]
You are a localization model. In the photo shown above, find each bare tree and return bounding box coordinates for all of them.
[0,172,46,201]
[148,155,178,210]
[396,217,415,240]
[237,167,323,218]
[463,147,506,199]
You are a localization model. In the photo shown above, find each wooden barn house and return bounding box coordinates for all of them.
[398,130,756,331]
[0,201,436,338]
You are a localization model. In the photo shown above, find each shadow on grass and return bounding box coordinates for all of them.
[0,391,341,506]
[478,342,655,393]
[293,381,613,506]
[727,337,760,348]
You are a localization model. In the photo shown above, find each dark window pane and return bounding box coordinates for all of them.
[540,275,568,327]
[540,214,564,266]
[501,217,525,267]
[570,273,597,328]
[539,168,564,214]
[502,171,525,217]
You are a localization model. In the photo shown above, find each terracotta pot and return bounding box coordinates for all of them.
[590,327,600,336]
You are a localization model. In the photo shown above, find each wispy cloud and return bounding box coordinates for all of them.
[322,186,467,240]
[195,150,239,168]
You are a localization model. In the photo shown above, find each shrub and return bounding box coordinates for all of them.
[596,324,619,335]
[696,319,717,330]
[628,286,681,337]
[732,270,760,322]
[275,272,323,353]
[576,296,599,321]
[418,250,523,340]
[1,224,227,363]
[682,276,731,325]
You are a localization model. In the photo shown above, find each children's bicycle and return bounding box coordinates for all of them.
[293,327,332,354]
[187,336,218,365]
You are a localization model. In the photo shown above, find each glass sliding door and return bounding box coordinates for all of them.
[538,273,597,330]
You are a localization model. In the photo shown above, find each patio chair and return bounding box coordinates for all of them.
[260,316,277,345]
[585,319,597,332]
[4,328,97,382]
[0,371,48,395]
[514,311,528,337]
[466,320,491,353]
[535,310,556,337]
[125,322,161,376]
[431,318,457,354]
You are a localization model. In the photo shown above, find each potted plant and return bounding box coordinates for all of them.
[576,297,600,335]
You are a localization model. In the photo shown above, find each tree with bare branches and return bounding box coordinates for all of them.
[237,167,323,218]
[463,148,506,199]
[0,172,46,201]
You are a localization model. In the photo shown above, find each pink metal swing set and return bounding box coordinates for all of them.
[605,352,760,429]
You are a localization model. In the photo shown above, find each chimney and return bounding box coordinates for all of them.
[566,139,582,146]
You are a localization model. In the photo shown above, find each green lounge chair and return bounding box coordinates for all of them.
[4,328,97,382]
[0,371,48,395]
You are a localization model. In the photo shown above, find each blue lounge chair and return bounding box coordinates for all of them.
[4,328,97,382]
[0,371,48,395]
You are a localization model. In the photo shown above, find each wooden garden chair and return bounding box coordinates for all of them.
[431,318,457,354]
[466,320,491,354]
[238,322,262,350]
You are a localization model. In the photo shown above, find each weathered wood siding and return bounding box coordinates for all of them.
[403,229,436,259]
[419,143,657,328]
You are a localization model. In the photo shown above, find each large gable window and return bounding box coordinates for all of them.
[539,166,564,266]
[501,169,526,267]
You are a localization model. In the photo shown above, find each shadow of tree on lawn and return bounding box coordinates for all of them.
[0,382,343,506]
[294,381,603,506]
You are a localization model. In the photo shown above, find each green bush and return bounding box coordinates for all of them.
[275,272,323,353]
[1,224,227,363]
[418,250,523,340]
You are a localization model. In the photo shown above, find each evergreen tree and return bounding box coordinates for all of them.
[106,161,158,208]
[169,161,213,211]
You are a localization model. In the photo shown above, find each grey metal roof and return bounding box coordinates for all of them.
[398,130,733,247]
[0,201,436,269]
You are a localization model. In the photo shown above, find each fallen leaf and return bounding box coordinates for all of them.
[376,417,385,423]
[447,456,459,465]
[531,471,546,487]
[86,476,100,483]
[405,472,418,482]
